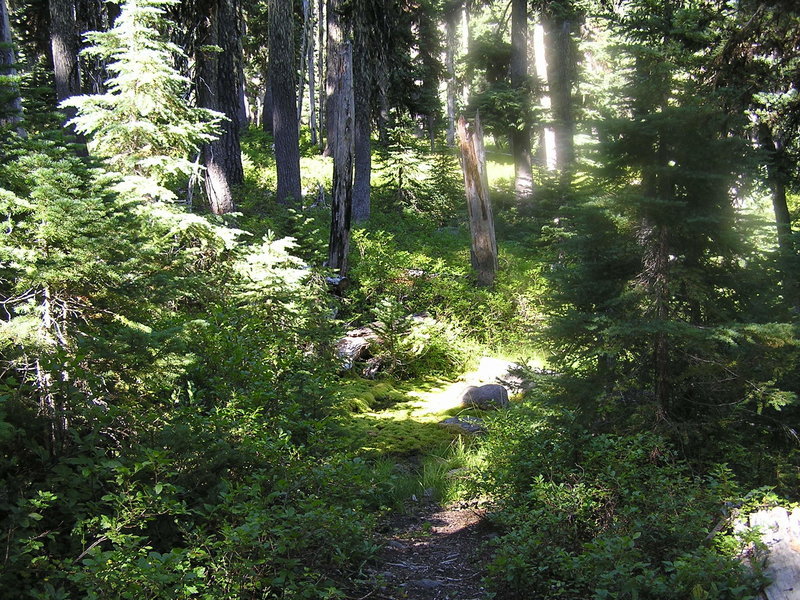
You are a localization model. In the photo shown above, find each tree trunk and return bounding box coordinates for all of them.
[298,0,310,121]
[377,65,389,145]
[237,56,248,131]
[1,0,23,125]
[759,124,799,310]
[352,16,371,223]
[270,0,302,204]
[445,7,458,146]
[533,21,554,169]
[418,8,440,151]
[324,0,348,157]
[196,0,244,215]
[317,0,325,151]
[543,8,576,181]
[457,114,498,287]
[511,0,533,199]
[308,0,318,146]
[262,77,274,134]
[50,0,81,105]
[327,41,354,276]
[50,0,86,151]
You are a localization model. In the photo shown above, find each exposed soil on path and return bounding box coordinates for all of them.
[343,356,529,599]
[351,500,497,599]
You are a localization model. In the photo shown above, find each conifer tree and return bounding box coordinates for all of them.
[62,0,223,201]
[543,0,756,427]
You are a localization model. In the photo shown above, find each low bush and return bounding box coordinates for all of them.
[478,409,768,599]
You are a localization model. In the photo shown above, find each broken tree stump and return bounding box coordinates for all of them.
[457,114,498,287]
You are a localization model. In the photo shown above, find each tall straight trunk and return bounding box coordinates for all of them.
[543,9,575,181]
[639,112,673,422]
[197,0,244,214]
[1,0,23,125]
[298,0,310,121]
[317,0,325,151]
[418,9,439,151]
[237,77,248,130]
[324,0,348,157]
[262,77,274,134]
[461,1,470,105]
[759,125,799,309]
[327,41,354,275]
[533,21,554,169]
[271,0,302,204]
[377,64,389,145]
[352,17,371,223]
[457,115,498,287]
[308,0,318,145]
[50,0,86,151]
[445,8,457,146]
[49,0,81,105]
[510,0,533,199]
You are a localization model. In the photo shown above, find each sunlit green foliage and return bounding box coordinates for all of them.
[62,0,222,200]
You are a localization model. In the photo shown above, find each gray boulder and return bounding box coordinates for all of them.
[460,384,509,410]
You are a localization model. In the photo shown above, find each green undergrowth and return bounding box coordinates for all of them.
[336,376,467,457]
[476,402,779,599]
[332,372,494,507]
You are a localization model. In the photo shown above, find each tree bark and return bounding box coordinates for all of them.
[49,0,81,105]
[759,124,799,310]
[50,0,87,151]
[543,8,576,181]
[377,64,389,145]
[352,15,371,223]
[324,0,348,157]
[445,6,458,146]
[317,0,325,151]
[196,0,245,215]
[511,0,533,199]
[457,114,498,287]
[327,41,354,276]
[0,0,23,125]
[533,21,554,169]
[270,0,303,204]
[308,0,318,146]
[262,78,274,134]
[298,0,310,121]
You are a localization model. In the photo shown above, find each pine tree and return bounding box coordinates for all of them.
[542,0,765,429]
[62,0,223,201]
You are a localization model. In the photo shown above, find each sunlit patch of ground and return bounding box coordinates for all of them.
[345,356,546,456]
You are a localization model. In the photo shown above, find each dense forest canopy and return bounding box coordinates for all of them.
[1,0,799,597]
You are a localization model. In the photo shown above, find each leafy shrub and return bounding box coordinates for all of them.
[367,297,468,379]
[479,409,767,599]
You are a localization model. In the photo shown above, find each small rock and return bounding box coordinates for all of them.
[386,540,406,551]
[439,416,485,435]
[407,578,442,590]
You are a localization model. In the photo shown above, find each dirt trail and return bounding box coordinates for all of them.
[345,357,525,599]
[355,500,495,599]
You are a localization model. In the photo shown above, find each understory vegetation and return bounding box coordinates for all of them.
[2,118,798,599]
[3,0,800,597]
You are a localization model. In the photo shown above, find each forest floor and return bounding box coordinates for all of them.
[353,498,496,599]
[344,358,521,599]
